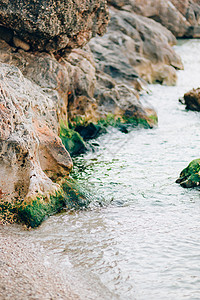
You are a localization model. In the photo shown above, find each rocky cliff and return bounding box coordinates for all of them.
[1,0,199,225]
[0,0,110,225]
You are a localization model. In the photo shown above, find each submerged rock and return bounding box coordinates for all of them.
[183,88,200,111]
[176,159,200,188]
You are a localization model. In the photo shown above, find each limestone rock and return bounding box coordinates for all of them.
[183,88,200,111]
[0,0,109,52]
[0,63,72,205]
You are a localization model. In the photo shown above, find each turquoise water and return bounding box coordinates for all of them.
[9,40,200,299]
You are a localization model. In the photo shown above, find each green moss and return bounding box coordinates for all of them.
[68,112,157,142]
[0,178,94,228]
[176,158,200,188]
[17,193,66,228]
[17,178,93,228]
[60,122,87,156]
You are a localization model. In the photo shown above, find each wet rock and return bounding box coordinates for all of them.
[94,71,157,127]
[183,88,200,111]
[18,178,93,228]
[75,123,106,140]
[0,0,109,52]
[60,123,87,156]
[176,159,200,188]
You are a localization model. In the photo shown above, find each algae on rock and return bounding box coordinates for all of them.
[176,159,200,188]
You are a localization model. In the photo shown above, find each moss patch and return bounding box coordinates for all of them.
[17,178,93,228]
[0,178,94,228]
[176,158,200,188]
[60,123,87,156]
[72,113,157,139]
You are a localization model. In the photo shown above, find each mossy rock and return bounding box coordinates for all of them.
[176,159,200,188]
[17,178,93,228]
[60,124,87,156]
[75,123,107,140]
[70,113,157,140]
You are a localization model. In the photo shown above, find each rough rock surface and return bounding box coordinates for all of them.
[183,87,200,111]
[108,0,200,37]
[0,62,72,205]
[89,7,183,86]
[0,35,157,212]
[0,0,109,52]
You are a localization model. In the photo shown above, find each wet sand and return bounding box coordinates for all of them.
[0,226,80,300]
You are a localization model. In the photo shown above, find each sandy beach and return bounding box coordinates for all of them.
[0,226,80,300]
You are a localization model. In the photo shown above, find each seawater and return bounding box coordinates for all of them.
[8,40,200,300]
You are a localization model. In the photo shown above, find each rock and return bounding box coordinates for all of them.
[60,123,87,156]
[18,178,93,228]
[2,0,190,226]
[0,26,13,43]
[13,37,30,51]
[89,8,183,87]
[94,72,157,128]
[176,159,200,188]
[0,63,72,210]
[75,123,106,140]
[183,88,200,111]
[0,0,109,52]
[108,0,200,38]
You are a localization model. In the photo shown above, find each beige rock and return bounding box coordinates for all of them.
[0,63,72,204]
[13,37,30,51]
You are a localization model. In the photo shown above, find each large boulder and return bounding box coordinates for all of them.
[0,63,72,205]
[0,0,109,52]
[0,33,158,226]
[89,8,183,86]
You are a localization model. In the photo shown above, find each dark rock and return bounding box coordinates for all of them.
[60,123,87,156]
[184,88,200,111]
[75,123,106,140]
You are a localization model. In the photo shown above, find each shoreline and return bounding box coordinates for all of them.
[0,225,80,300]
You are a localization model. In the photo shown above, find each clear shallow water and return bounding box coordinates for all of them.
[8,40,200,299]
